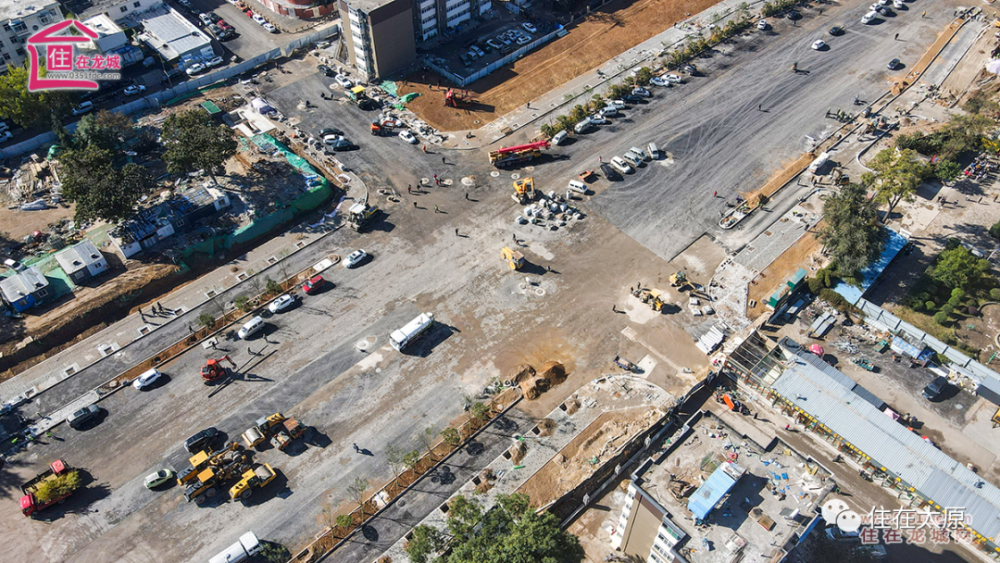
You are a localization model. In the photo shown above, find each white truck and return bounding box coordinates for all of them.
[390,312,434,351]
[209,531,260,563]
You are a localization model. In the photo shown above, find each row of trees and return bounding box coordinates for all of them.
[664,3,755,69]
[539,68,654,138]
[58,109,236,225]
[405,493,585,563]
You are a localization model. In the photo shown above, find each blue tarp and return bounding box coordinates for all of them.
[687,462,746,520]
[833,228,908,305]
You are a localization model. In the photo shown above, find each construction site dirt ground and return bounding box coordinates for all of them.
[395,0,723,132]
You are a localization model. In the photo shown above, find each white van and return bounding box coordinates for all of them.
[861,10,877,23]
[647,142,658,159]
[567,179,588,194]
[71,101,94,116]
[209,532,260,563]
[552,130,568,145]
[237,316,265,340]
[622,152,642,168]
[611,156,633,174]
[629,146,648,162]
[574,118,594,134]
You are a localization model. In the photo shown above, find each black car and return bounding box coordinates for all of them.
[786,10,801,20]
[217,29,236,41]
[623,94,644,104]
[319,127,344,137]
[887,58,901,70]
[317,65,335,77]
[184,427,219,453]
[922,376,950,401]
[600,162,618,181]
[67,405,101,429]
[208,12,221,23]
[829,26,844,36]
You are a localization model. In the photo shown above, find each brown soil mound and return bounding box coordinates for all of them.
[512,363,536,384]
[538,360,566,384]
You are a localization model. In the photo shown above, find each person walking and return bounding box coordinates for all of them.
[442,156,446,165]
[413,201,418,209]
[353,443,361,453]
[894,33,899,40]
[422,145,427,153]
[612,304,617,313]
[713,190,718,198]
[465,193,470,201]
[512,233,517,242]
[156,301,163,313]
[599,156,603,163]
[455,228,459,236]
[247,346,253,356]
[434,205,440,213]
[138,307,144,320]
[407,185,412,194]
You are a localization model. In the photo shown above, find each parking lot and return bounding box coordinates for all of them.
[424,10,557,79]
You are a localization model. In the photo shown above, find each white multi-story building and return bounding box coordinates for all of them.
[415,0,491,42]
[0,0,63,73]
[76,0,163,23]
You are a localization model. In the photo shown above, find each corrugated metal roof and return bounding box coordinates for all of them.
[773,341,1000,541]
[849,384,885,410]
[141,10,210,60]
[0,266,48,303]
[687,462,745,520]
[54,240,104,275]
[832,229,908,304]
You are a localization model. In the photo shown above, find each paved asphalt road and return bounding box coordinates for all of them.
[527,1,953,261]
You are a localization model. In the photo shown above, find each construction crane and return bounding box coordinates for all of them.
[512,177,536,204]
[501,247,525,270]
[201,355,236,385]
[489,140,550,168]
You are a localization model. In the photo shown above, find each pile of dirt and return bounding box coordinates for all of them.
[536,418,557,437]
[538,361,567,384]
[474,468,496,494]
[509,441,527,465]
[516,361,568,400]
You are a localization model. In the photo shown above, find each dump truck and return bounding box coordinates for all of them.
[501,247,525,270]
[183,444,250,504]
[202,355,236,384]
[512,177,536,204]
[241,413,287,448]
[20,459,80,517]
[229,464,277,501]
[347,201,378,231]
[390,312,434,351]
[489,140,549,168]
[270,417,306,451]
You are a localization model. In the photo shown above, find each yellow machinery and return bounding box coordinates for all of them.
[241,413,287,448]
[669,271,693,292]
[181,443,250,504]
[501,247,525,270]
[178,441,239,485]
[229,464,277,501]
[633,287,665,311]
[511,177,536,204]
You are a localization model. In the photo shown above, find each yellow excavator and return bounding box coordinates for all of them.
[501,247,525,270]
[670,271,692,292]
[633,287,666,311]
[512,177,536,204]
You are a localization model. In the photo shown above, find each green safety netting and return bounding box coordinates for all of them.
[400,92,421,103]
[380,80,399,97]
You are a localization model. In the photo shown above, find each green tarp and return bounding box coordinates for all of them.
[379,80,399,97]
[400,92,421,103]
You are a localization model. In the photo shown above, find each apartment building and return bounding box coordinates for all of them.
[414,0,491,42]
[338,0,415,81]
[73,0,163,23]
[0,0,63,73]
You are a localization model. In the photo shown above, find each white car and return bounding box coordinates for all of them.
[344,249,368,268]
[399,130,417,144]
[133,368,162,390]
[199,13,213,25]
[632,86,651,97]
[263,22,277,33]
[756,19,769,30]
[893,0,903,7]
[611,156,633,175]
[123,84,146,96]
[664,74,683,84]
[144,469,175,489]
[811,40,826,50]
[516,35,531,45]
[649,76,669,87]
[522,22,537,33]
[268,294,296,314]
[323,134,343,144]
[72,101,94,115]
[334,74,353,88]
[253,13,267,25]
[185,63,206,76]
[238,316,265,340]
[606,99,625,109]
[206,55,224,67]
[589,114,608,125]
[601,106,620,117]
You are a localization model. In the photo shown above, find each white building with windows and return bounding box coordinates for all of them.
[0,0,63,73]
[75,0,164,23]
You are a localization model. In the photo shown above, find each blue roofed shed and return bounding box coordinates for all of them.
[687,461,746,520]
[833,228,908,305]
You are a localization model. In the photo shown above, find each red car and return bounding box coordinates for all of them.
[218,20,232,30]
[302,275,327,295]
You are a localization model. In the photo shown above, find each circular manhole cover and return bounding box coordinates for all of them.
[511,173,521,180]
[535,288,546,296]
[461,176,476,186]
[490,171,500,177]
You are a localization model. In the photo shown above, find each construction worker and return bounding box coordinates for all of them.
[422,145,427,153]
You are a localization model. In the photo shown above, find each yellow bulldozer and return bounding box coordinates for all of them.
[512,177,536,204]
[501,246,525,270]
[670,271,692,292]
[632,287,666,311]
[229,463,277,501]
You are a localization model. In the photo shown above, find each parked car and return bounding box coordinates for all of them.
[252,13,267,25]
[344,249,368,268]
[828,26,844,36]
[632,86,651,97]
[3,258,24,271]
[144,469,175,489]
[811,39,826,50]
[319,126,343,137]
[606,99,625,109]
[623,94,644,104]
[123,84,146,96]
[922,376,950,401]
[237,316,265,340]
[268,294,297,314]
[208,12,222,23]
[399,130,417,144]
[893,0,904,8]
[786,10,800,19]
[132,368,162,390]
[206,55,224,67]
[567,179,588,194]
[600,163,617,181]
[516,35,531,45]
[681,64,698,75]
[185,63,206,76]
[497,34,511,46]
[552,130,568,145]
[67,405,100,429]
[217,28,236,41]
[184,427,219,453]
[601,106,620,117]
[318,65,335,77]
[334,74,353,88]
[218,19,232,30]
[887,58,901,70]
[756,20,769,30]
[522,22,537,33]
[263,22,277,33]
[611,156,633,175]
[650,76,670,87]
[302,275,327,295]
[664,73,683,84]
[588,114,608,125]
[71,101,94,116]
[471,45,485,57]
[323,134,344,145]
[199,13,213,25]
[487,39,501,50]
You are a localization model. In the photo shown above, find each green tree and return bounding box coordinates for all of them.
[51,114,74,149]
[347,476,369,516]
[445,493,585,563]
[74,110,136,151]
[470,402,491,422]
[990,288,1000,301]
[386,445,405,485]
[402,449,421,472]
[335,514,353,529]
[235,296,250,312]
[0,62,72,128]
[258,541,291,563]
[60,145,152,223]
[934,311,949,325]
[539,123,554,138]
[405,525,444,563]
[198,313,215,328]
[161,109,237,183]
[441,427,461,447]
[932,246,991,291]
[861,148,930,218]
[818,183,887,283]
[934,159,962,182]
[635,67,653,86]
[34,470,81,503]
